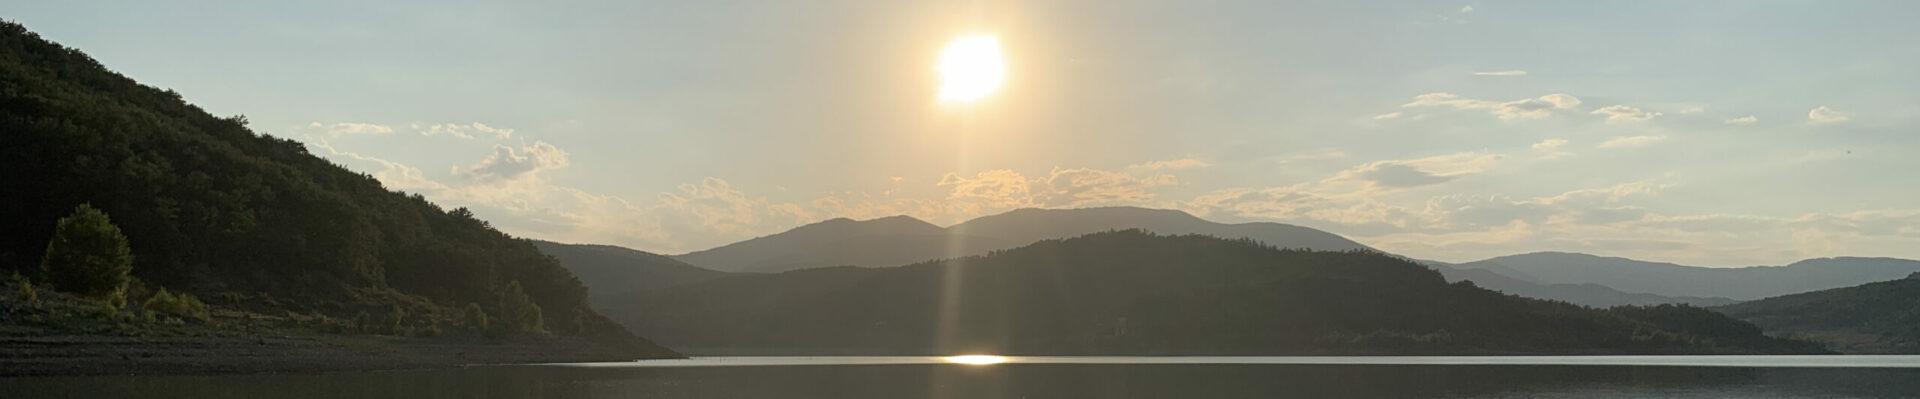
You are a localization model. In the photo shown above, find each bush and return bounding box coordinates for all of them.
[97,298,118,319]
[383,305,406,335]
[421,319,442,338]
[105,288,127,310]
[145,288,211,322]
[354,311,372,334]
[463,302,489,331]
[39,204,133,297]
[10,272,37,306]
[99,288,128,319]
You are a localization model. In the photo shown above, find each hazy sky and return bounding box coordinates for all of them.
[9,1,1919,266]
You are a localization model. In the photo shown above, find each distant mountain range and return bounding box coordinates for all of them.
[659,206,1751,308]
[1455,252,1920,301]
[538,205,1920,327]
[674,207,1370,273]
[1426,264,1738,307]
[611,231,1823,355]
[1716,273,1920,353]
[530,240,732,309]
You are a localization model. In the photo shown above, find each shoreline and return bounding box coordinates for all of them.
[0,334,663,377]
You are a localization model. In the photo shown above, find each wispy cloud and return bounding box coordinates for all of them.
[303,122,395,137]
[1808,106,1849,124]
[1472,70,1527,76]
[1402,92,1582,120]
[1128,158,1212,170]
[1326,152,1504,191]
[1724,116,1758,125]
[1598,135,1667,148]
[1590,105,1662,123]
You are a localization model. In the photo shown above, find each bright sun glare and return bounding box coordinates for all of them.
[937,35,1005,102]
[943,355,1009,365]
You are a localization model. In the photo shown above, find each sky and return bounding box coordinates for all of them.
[7,1,1919,266]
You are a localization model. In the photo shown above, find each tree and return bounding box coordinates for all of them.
[498,281,547,335]
[39,204,133,297]
[463,302,489,331]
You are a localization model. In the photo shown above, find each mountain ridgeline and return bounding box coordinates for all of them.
[663,207,1734,308]
[1458,252,1920,301]
[674,207,1372,273]
[614,230,1822,355]
[0,21,671,357]
[530,240,731,309]
[1428,265,1738,308]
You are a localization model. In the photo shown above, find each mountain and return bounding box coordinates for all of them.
[674,206,1371,273]
[947,207,1372,252]
[614,230,1822,355]
[1715,273,1920,353]
[1431,265,1737,308]
[531,240,731,309]
[1459,252,1920,301]
[673,216,1019,273]
[0,20,675,364]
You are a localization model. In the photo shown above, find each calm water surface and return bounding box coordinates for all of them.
[11,356,1920,398]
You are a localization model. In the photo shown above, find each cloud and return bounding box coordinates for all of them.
[1598,135,1667,148]
[454,141,570,181]
[1589,105,1662,123]
[304,122,395,137]
[1273,149,1352,165]
[1373,111,1404,120]
[1460,5,1473,13]
[1038,168,1177,207]
[1677,105,1706,115]
[938,169,1039,210]
[1808,106,1849,124]
[1402,92,1582,120]
[936,167,1181,210]
[655,178,782,236]
[308,140,446,192]
[1471,70,1527,76]
[418,122,516,139]
[1361,164,1456,187]
[1724,116,1758,125]
[1532,139,1568,150]
[1128,158,1211,170]
[1327,152,1504,191]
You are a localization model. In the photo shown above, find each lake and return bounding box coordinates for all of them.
[10,355,1920,398]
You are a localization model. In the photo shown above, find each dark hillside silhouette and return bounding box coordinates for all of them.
[1716,274,1920,353]
[618,230,1822,355]
[531,240,730,308]
[0,21,671,357]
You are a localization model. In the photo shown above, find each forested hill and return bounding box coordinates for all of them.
[1715,274,1920,353]
[0,21,671,357]
[616,230,1824,356]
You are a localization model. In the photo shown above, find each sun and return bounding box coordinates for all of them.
[937,35,1005,102]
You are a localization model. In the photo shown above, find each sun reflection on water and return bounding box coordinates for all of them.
[943,355,1009,365]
